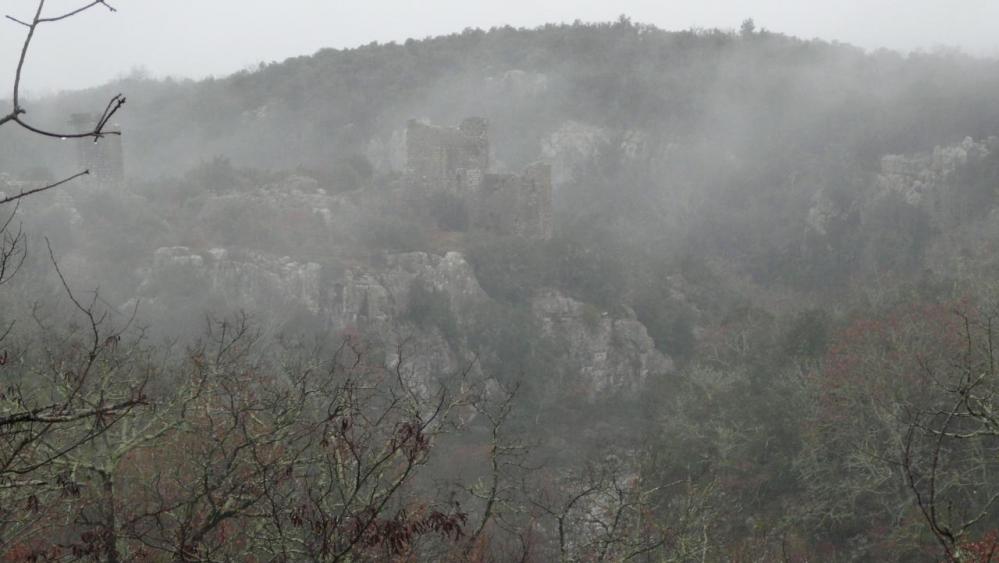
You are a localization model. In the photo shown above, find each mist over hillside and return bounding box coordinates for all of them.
[4,15,999,561]
[8,21,999,281]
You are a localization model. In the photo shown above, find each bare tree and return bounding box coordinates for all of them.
[1,0,126,204]
[0,244,148,558]
[901,305,999,562]
[8,321,479,561]
[0,1,134,555]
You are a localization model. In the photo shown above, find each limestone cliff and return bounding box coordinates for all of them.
[877,136,996,208]
[329,251,489,328]
[541,121,610,185]
[141,246,323,313]
[137,248,673,400]
[532,290,672,399]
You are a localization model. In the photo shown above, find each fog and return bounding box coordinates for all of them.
[4,0,999,93]
[3,2,999,561]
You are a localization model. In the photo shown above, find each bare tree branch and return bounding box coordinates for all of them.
[36,1,115,24]
[0,170,90,206]
[0,0,126,192]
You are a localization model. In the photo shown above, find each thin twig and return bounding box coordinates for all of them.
[0,170,89,206]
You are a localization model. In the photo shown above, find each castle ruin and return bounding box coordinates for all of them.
[69,113,124,187]
[405,118,553,239]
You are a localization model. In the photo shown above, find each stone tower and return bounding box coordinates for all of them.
[405,117,553,239]
[406,117,489,196]
[475,163,554,239]
[69,113,124,187]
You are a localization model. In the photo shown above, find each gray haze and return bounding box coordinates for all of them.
[4,0,999,94]
[8,0,999,557]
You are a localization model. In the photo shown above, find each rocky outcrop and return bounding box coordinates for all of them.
[329,251,491,401]
[196,181,361,235]
[208,249,323,313]
[541,121,653,186]
[143,246,323,313]
[877,136,995,206]
[383,328,475,403]
[138,247,672,400]
[805,136,999,241]
[332,255,672,400]
[366,128,408,173]
[806,189,853,237]
[532,290,672,399]
[330,251,489,328]
[486,69,549,97]
[541,121,611,185]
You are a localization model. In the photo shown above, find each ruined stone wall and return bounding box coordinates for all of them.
[454,117,489,173]
[475,163,553,239]
[521,162,554,239]
[406,120,447,192]
[406,117,552,239]
[70,113,124,187]
[476,173,520,235]
[87,135,124,186]
[406,117,488,196]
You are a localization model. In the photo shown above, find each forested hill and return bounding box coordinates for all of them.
[5,20,999,296]
[7,19,999,561]
[7,19,999,177]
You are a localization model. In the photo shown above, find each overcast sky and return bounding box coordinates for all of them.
[4,0,999,95]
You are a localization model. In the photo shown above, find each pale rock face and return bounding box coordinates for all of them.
[531,289,672,400]
[806,190,841,236]
[241,103,271,122]
[541,121,611,185]
[541,122,651,186]
[877,136,994,206]
[153,246,204,269]
[337,270,393,324]
[144,246,323,313]
[331,254,672,401]
[493,69,549,97]
[366,128,407,173]
[388,251,489,316]
[208,255,323,314]
[328,251,489,403]
[388,129,408,171]
[331,251,489,328]
[196,180,360,235]
[281,175,320,193]
[140,247,673,400]
[383,328,473,403]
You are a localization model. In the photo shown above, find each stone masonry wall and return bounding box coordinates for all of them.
[406,117,489,196]
[406,117,553,239]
